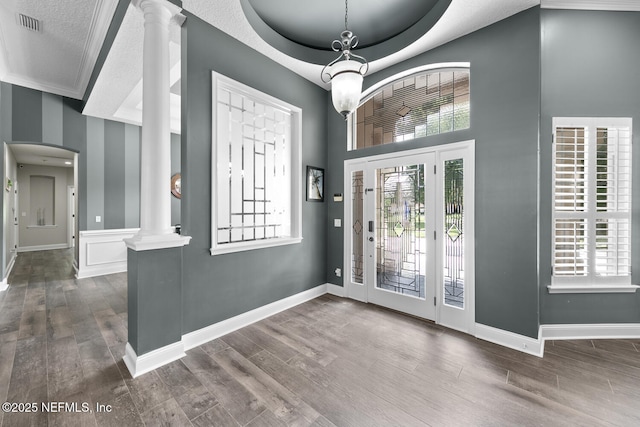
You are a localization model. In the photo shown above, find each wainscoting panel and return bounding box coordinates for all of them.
[77,228,139,279]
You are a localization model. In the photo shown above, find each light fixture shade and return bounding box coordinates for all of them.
[328,60,364,119]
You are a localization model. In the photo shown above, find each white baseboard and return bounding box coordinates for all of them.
[326,283,345,297]
[5,252,16,277]
[475,322,640,358]
[541,323,640,341]
[124,284,329,378]
[0,253,17,292]
[123,342,185,379]
[18,243,69,252]
[77,228,139,279]
[183,284,327,350]
[475,323,544,357]
[77,263,128,279]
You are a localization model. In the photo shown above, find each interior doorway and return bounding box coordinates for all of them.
[2,143,78,283]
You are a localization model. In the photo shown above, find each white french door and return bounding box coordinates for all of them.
[344,142,475,333]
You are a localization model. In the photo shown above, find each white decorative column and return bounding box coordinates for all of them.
[123,0,190,378]
[125,0,190,251]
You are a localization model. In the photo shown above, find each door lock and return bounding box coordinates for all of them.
[368,237,374,242]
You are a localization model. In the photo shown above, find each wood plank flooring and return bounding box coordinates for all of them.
[0,249,639,426]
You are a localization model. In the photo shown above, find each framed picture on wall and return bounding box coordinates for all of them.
[306,166,324,202]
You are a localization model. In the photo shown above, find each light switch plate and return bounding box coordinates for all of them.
[334,218,341,227]
[96,216,101,223]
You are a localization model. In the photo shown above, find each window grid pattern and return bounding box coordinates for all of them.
[552,119,632,282]
[216,87,292,245]
[443,159,464,308]
[352,70,470,150]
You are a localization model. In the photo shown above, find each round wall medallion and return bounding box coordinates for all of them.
[171,173,181,199]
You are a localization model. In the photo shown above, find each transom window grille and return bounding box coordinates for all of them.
[351,69,470,150]
[211,72,302,255]
[552,117,632,287]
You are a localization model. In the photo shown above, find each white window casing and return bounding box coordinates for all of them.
[210,72,302,255]
[550,117,638,293]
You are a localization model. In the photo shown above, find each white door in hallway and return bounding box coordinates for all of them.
[11,181,19,256]
[67,186,76,248]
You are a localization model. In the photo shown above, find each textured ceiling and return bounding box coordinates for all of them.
[0,0,118,99]
[83,3,182,133]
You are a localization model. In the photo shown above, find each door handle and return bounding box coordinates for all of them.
[368,221,374,232]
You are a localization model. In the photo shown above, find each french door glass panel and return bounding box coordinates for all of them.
[365,154,436,320]
[375,164,426,299]
[351,170,364,284]
[443,158,464,308]
[437,145,474,334]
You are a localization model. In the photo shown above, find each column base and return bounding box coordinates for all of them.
[124,232,191,251]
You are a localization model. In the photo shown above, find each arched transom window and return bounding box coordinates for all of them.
[351,68,470,150]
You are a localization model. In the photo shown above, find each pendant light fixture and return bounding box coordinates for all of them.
[321,0,369,120]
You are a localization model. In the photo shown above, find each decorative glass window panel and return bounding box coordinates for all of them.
[375,164,426,299]
[443,159,464,308]
[551,118,632,289]
[211,72,302,255]
[352,69,470,150]
[351,170,364,284]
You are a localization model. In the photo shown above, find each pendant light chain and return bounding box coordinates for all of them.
[345,0,348,30]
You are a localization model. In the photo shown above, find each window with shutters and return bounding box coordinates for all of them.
[210,72,302,255]
[550,117,637,293]
[350,68,470,150]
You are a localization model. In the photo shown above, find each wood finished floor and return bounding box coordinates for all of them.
[0,250,639,426]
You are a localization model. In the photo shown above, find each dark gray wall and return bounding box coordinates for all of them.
[326,8,541,338]
[128,247,183,355]
[180,12,328,334]
[539,9,640,324]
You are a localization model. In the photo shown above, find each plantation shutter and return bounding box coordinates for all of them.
[552,118,631,284]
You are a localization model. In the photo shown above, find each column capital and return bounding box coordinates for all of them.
[132,0,185,26]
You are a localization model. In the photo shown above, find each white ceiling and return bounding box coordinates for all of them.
[2,0,639,135]
[9,144,75,168]
[0,0,118,99]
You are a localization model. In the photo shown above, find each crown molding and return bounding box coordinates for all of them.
[541,0,640,11]
[75,0,121,100]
